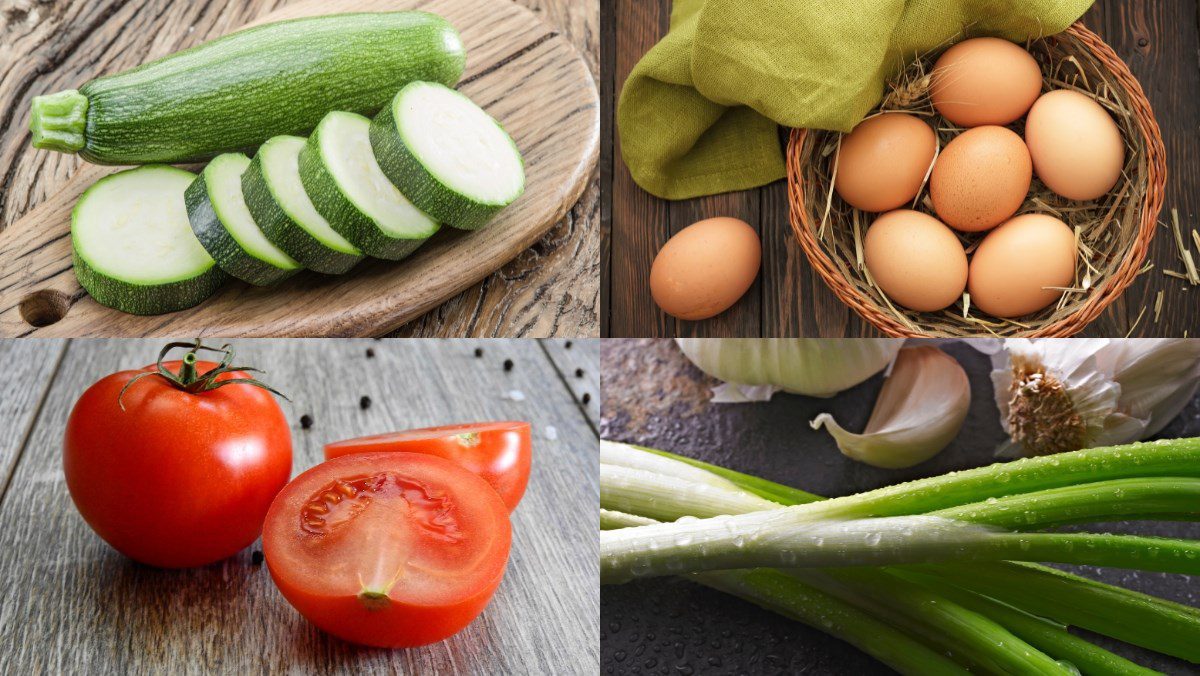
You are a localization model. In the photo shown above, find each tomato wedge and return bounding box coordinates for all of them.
[263,452,511,647]
[323,421,532,512]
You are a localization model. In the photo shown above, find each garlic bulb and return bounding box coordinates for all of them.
[991,339,1200,457]
[810,346,970,469]
[675,339,902,401]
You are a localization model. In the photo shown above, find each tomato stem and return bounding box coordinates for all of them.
[118,338,290,410]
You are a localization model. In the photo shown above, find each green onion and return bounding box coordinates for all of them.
[602,440,1200,671]
[931,477,1200,528]
[695,569,971,676]
[600,510,1200,584]
[600,463,779,520]
[799,568,1075,675]
[893,568,1159,676]
[909,561,1200,663]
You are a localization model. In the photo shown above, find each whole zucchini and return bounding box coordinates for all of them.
[30,12,465,165]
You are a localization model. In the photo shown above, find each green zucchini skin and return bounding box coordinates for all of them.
[35,12,465,164]
[185,155,301,286]
[369,86,523,231]
[74,249,226,316]
[298,115,439,261]
[241,147,363,275]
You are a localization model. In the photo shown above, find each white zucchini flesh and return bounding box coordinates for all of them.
[261,137,359,254]
[207,156,299,270]
[320,112,438,237]
[74,167,212,284]
[397,83,524,204]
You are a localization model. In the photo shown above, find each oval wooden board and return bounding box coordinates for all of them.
[0,0,598,337]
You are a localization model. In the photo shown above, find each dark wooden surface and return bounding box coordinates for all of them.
[599,338,1200,674]
[0,0,599,339]
[601,0,1200,338]
[0,338,598,673]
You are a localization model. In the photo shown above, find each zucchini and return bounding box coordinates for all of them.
[243,136,363,274]
[299,111,440,260]
[370,82,525,230]
[30,12,465,164]
[72,166,226,315]
[185,153,302,286]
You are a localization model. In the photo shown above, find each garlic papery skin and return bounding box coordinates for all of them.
[809,346,970,469]
[675,339,902,401]
[992,339,1200,457]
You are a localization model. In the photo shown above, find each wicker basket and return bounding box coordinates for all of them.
[788,22,1166,337]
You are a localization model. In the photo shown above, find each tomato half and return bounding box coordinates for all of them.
[323,421,532,511]
[263,452,511,647]
[63,354,292,568]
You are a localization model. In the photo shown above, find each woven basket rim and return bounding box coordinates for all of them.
[787,21,1167,337]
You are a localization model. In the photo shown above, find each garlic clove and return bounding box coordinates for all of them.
[810,346,970,469]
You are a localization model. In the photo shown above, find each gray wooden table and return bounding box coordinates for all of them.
[0,338,598,674]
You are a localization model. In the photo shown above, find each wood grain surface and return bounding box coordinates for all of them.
[599,338,1200,674]
[0,338,598,673]
[0,0,599,338]
[602,0,1200,338]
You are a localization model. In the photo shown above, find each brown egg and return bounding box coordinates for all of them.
[931,126,1032,232]
[835,113,937,212]
[650,217,761,321]
[864,210,968,312]
[930,37,1043,127]
[1025,90,1125,201]
[969,213,1077,318]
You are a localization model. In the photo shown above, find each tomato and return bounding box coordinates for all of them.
[62,343,292,568]
[263,452,511,647]
[324,421,532,511]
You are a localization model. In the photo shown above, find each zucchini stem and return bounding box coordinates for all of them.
[30,89,88,153]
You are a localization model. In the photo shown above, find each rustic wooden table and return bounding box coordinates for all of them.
[0,338,599,673]
[0,0,598,338]
[599,338,1200,674]
[602,0,1200,338]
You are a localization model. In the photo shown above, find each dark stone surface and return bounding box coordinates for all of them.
[600,339,1200,675]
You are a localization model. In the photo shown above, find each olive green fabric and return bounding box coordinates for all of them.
[618,0,1094,200]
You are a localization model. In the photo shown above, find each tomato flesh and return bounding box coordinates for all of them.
[324,421,531,511]
[263,452,511,647]
[63,360,292,568]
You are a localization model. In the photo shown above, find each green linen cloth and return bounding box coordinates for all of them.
[618,0,1094,200]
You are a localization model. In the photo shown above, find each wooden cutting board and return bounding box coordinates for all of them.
[0,0,598,337]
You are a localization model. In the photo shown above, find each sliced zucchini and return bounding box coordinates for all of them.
[72,165,226,315]
[370,81,525,230]
[299,111,440,260]
[186,153,302,286]
[242,135,364,275]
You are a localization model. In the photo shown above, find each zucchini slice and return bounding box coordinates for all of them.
[72,166,226,315]
[243,136,364,274]
[299,111,440,260]
[186,153,302,286]
[370,82,525,230]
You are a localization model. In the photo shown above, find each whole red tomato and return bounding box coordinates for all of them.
[63,341,292,568]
